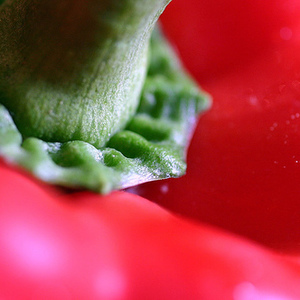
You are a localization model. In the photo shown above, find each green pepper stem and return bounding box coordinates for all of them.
[0,0,171,147]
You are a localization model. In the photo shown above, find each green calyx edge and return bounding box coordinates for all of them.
[0,28,210,194]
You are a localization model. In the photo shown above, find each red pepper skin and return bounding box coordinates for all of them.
[2,1,300,298]
[132,0,300,252]
[161,0,300,81]
[1,161,300,299]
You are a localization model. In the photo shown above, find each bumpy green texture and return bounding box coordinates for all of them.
[0,1,210,193]
[0,0,171,148]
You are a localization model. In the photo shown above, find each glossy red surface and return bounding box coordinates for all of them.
[161,0,300,80]
[131,0,300,252]
[2,0,300,298]
[1,162,300,299]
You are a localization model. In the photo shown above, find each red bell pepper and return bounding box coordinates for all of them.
[2,0,300,299]
[161,0,300,81]
[134,0,300,253]
[1,161,300,299]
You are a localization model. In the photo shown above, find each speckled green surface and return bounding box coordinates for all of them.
[0,0,210,193]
